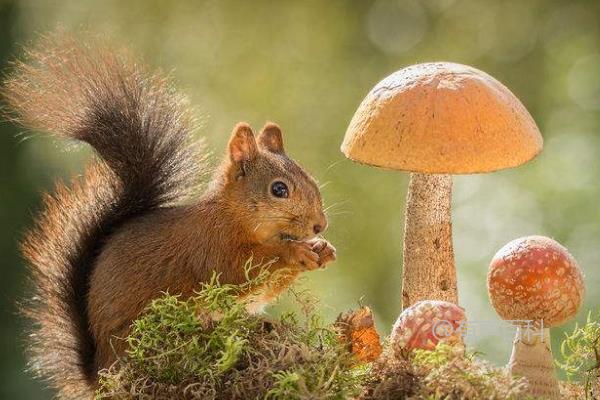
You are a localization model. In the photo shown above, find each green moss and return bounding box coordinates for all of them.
[360,344,533,400]
[95,273,364,400]
[96,271,587,399]
[557,310,600,398]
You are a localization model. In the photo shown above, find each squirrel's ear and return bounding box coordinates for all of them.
[228,122,258,163]
[258,122,285,154]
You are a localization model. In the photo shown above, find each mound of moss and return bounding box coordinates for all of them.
[558,310,600,398]
[95,275,364,400]
[96,274,585,399]
[359,344,532,400]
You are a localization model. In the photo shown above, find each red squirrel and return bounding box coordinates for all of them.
[2,35,336,399]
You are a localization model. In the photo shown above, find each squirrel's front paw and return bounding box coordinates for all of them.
[308,238,336,268]
[285,240,320,271]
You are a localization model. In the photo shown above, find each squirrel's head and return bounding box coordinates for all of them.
[218,122,327,243]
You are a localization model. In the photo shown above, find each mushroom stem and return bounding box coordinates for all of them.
[402,173,457,308]
[508,327,560,399]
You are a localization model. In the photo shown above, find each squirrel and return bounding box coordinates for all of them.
[2,35,336,399]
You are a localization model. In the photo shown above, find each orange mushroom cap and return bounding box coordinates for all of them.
[390,300,466,351]
[341,62,543,174]
[488,236,585,327]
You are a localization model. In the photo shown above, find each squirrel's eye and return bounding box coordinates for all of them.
[270,181,289,198]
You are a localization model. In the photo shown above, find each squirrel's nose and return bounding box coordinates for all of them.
[313,224,323,234]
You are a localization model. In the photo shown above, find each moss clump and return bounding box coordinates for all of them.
[95,271,587,399]
[95,274,364,400]
[558,310,600,398]
[359,344,532,400]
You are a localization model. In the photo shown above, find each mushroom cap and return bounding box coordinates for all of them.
[341,62,543,174]
[390,300,466,351]
[488,236,585,328]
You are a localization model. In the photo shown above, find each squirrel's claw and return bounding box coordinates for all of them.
[285,240,320,271]
[309,238,336,268]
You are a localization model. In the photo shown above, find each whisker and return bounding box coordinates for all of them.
[323,200,350,213]
[325,160,343,174]
[318,181,332,190]
[325,210,353,217]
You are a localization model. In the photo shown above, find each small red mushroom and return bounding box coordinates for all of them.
[390,300,466,353]
[488,235,585,399]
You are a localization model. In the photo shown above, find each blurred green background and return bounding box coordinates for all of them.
[1,0,599,397]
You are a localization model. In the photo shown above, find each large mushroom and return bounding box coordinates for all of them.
[488,235,585,399]
[341,62,543,308]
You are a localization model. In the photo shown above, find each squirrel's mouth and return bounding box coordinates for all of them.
[279,233,299,241]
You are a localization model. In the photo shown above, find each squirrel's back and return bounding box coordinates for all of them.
[2,34,205,398]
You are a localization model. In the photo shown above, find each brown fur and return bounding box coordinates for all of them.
[3,34,334,399]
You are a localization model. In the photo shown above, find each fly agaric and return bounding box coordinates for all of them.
[488,235,585,399]
[341,62,543,308]
[390,300,466,354]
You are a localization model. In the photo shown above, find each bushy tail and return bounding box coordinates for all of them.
[2,34,205,398]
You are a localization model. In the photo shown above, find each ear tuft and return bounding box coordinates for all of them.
[258,122,285,154]
[228,122,258,162]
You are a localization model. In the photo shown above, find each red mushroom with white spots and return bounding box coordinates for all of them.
[390,300,466,354]
[488,235,585,399]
